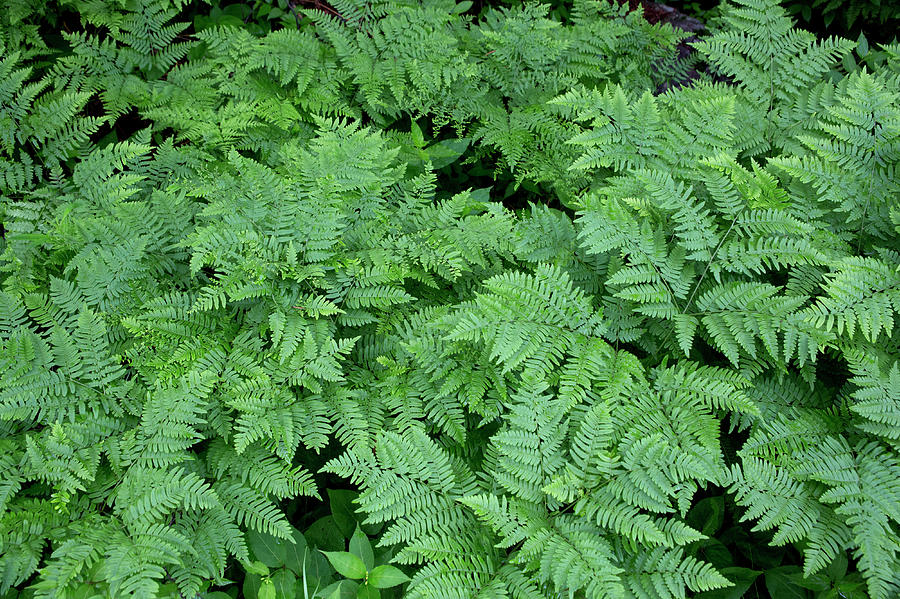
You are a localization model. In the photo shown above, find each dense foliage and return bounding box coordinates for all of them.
[1,0,899,598]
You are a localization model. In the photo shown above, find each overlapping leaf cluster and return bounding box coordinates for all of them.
[1,0,899,598]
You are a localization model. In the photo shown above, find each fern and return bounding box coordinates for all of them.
[693,0,855,152]
[3,0,900,597]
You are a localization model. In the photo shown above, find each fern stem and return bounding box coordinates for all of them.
[682,211,740,315]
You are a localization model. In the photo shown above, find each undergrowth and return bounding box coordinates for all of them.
[1,1,899,598]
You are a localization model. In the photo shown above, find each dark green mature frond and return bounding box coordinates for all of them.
[797,438,900,597]
[446,264,603,375]
[694,0,854,152]
[770,70,900,248]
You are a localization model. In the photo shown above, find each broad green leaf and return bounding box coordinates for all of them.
[788,571,829,591]
[248,529,287,568]
[243,574,262,599]
[349,526,374,571]
[302,548,334,587]
[452,1,472,14]
[320,580,359,599]
[693,538,733,569]
[158,584,180,596]
[222,4,249,17]
[856,32,869,58]
[686,496,725,537]
[367,565,410,589]
[360,519,383,537]
[71,584,105,599]
[357,584,380,599]
[284,527,311,575]
[245,561,270,576]
[321,551,367,579]
[258,579,276,599]
[831,579,868,599]
[306,516,345,552]
[842,53,857,73]
[468,187,493,204]
[272,569,297,598]
[826,553,848,580]
[213,15,245,28]
[410,122,425,148]
[764,566,806,599]
[71,583,105,599]
[328,489,359,538]
[425,138,470,169]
